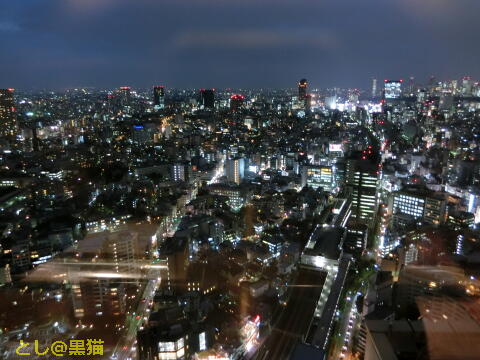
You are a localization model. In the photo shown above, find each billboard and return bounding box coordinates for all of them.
[329,143,343,152]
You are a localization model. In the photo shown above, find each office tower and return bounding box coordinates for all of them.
[0,88,16,138]
[225,157,245,185]
[383,80,402,99]
[200,89,215,109]
[461,76,473,96]
[371,78,377,98]
[118,86,131,107]
[301,165,335,192]
[391,186,446,226]
[407,76,415,95]
[298,78,308,99]
[345,152,380,226]
[344,222,368,254]
[153,85,165,109]
[230,94,244,112]
[208,183,245,210]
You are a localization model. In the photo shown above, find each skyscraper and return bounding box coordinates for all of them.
[225,157,245,185]
[118,86,131,107]
[298,78,308,99]
[383,80,402,99]
[200,89,215,109]
[0,88,16,138]
[230,94,244,112]
[371,78,377,98]
[153,85,165,109]
[461,76,473,97]
[345,151,380,227]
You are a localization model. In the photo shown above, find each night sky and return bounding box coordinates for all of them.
[1,0,480,90]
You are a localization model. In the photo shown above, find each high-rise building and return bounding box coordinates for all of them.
[345,152,380,226]
[298,78,308,99]
[461,76,473,97]
[0,88,16,137]
[158,236,189,292]
[71,278,127,319]
[230,94,244,112]
[225,157,245,185]
[200,89,215,109]
[101,230,138,275]
[344,222,368,254]
[118,86,131,107]
[371,78,377,98]
[171,163,186,182]
[383,80,402,99]
[153,85,165,109]
[391,186,446,226]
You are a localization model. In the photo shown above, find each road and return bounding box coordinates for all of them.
[254,269,326,360]
[328,292,358,360]
[111,269,162,360]
[111,157,222,360]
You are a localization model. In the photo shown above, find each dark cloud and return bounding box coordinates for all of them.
[0,0,479,90]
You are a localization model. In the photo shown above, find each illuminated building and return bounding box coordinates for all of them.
[298,78,308,99]
[0,264,12,286]
[301,165,335,192]
[207,183,245,210]
[229,94,244,112]
[68,231,136,319]
[262,235,284,257]
[171,163,186,182]
[461,76,473,96]
[138,329,187,360]
[305,93,312,114]
[391,186,446,226]
[0,88,16,137]
[225,157,244,185]
[301,227,353,349]
[200,89,215,109]
[71,278,127,319]
[383,80,402,99]
[101,230,138,276]
[372,78,377,98]
[345,155,380,226]
[344,222,368,254]
[119,86,131,106]
[447,211,474,230]
[330,198,352,228]
[154,86,165,109]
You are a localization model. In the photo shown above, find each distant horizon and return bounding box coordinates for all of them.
[3,75,477,94]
